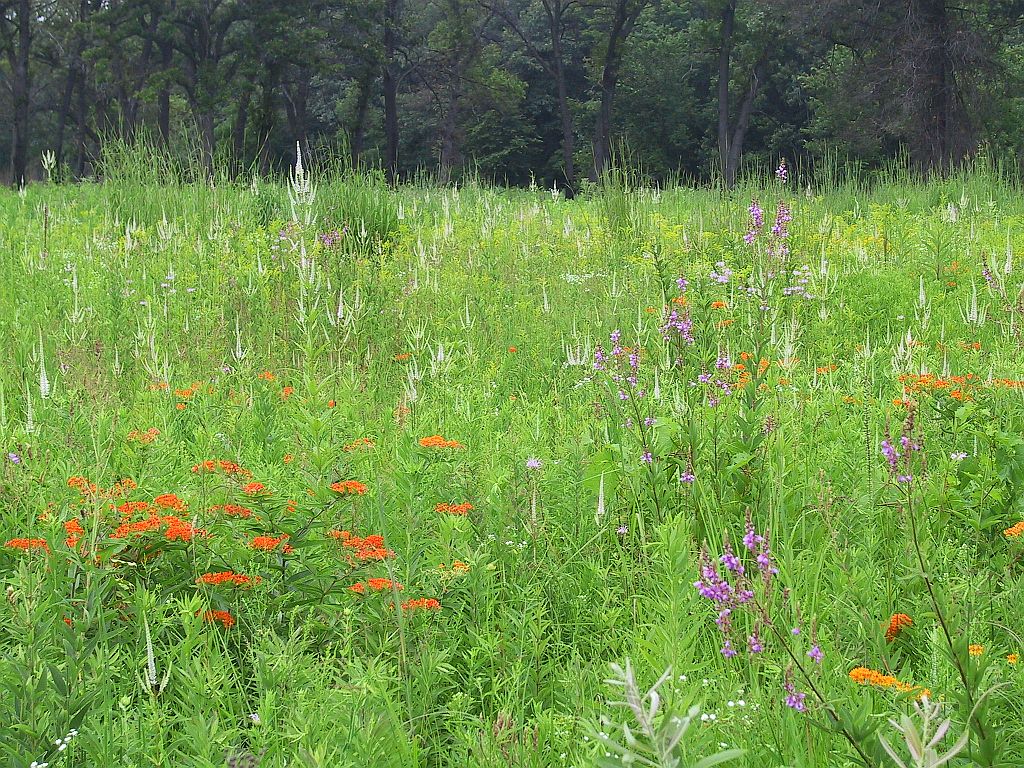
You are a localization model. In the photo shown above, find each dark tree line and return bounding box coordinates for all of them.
[1,0,1022,188]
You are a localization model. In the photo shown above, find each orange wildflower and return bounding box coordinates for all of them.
[199,609,235,628]
[716,319,734,328]
[280,386,294,400]
[191,460,252,478]
[328,399,336,408]
[286,499,297,514]
[451,560,469,573]
[64,518,84,548]
[330,480,368,495]
[436,502,473,515]
[343,438,375,452]
[283,453,294,464]
[5,538,50,553]
[419,435,464,449]
[329,530,394,561]
[349,582,366,594]
[400,597,440,611]
[710,301,727,309]
[176,403,187,410]
[969,644,984,657]
[127,427,160,444]
[394,353,412,362]
[885,613,913,642]
[816,365,837,375]
[111,514,205,542]
[1008,653,1018,665]
[257,371,275,381]
[849,667,929,699]
[153,493,188,512]
[196,571,261,587]
[508,346,517,353]
[209,503,253,518]
[118,500,151,516]
[242,482,267,496]
[250,534,291,553]
[1003,521,1024,539]
[367,577,402,591]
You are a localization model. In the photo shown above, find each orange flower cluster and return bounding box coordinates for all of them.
[257,371,275,381]
[394,353,412,362]
[329,530,394,561]
[200,609,235,628]
[439,560,470,574]
[419,435,464,449]
[343,438,375,452]
[111,514,205,542]
[885,613,913,642]
[1003,521,1024,539]
[64,518,84,548]
[149,381,170,391]
[127,427,160,444]
[196,571,261,587]
[190,460,252,479]
[899,373,978,401]
[153,493,188,512]
[250,534,292,553]
[1009,653,1019,665]
[68,476,137,500]
[242,482,267,496]
[959,341,982,352]
[118,500,151,516]
[849,667,930,698]
[401,597,440,611]
[280,386,294,400]
[209,503,254,518]
[5,538,50,553]
[710,300,727,309]
[816,364,837,375]
[436,502,473,515]
[350,577,403,594]
[969,644,984,657]
[330,480,368,495]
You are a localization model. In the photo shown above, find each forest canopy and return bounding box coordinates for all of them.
[1,0,1023,187]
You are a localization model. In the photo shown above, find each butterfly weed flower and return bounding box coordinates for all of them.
[196,571,261,587]
[5,538,50,553]
[419,435,464,449]
[436,502,473,515]
[330,480,368,495]
[199,609,236,628]
[885,613,913,642]
[1003,521,1024,539]
[400,597,440,611]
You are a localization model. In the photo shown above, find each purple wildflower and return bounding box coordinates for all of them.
[808,644,823,664]
[525,458,542,470]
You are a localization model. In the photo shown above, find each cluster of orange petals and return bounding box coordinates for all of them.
[419,435,464,449]
[401,597,440,611]
[68,476,137,500]
[1003,521,1024,539]
[127,428,160,444]
[343,438,375,452]
[111,513,205,542]
[816,364,837,375]
[200,609,235,628]
[439,560,470,574]
[5,538,50,553]
[969,644,984,657]
[242,482,267,496]
[196,571,261,587]
[436,502,473,515]
[210,503,254,518]
[329,530,394,561]
[849,667,930,699]
[153,493,188,512]
[257,371,275,381]
[394,353,412,362]
[885,613,913,642]
[350,578,403,594]
[330,480,368,495]
[710,301,728,310]
[250,534,292,553]
[280,386,294,400]
[899,373,977,401]
[64,518,84,548]
[191,460,252,479]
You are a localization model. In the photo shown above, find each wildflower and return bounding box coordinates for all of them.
[525,457,542,470]
[1003,521,1024,539]
[328,400,336,408]
[950,451,968,461]
[250,534,291,553]
[343,437,375,452]
[775,159,788,183]
[640,451,653,464]
[280,386,294,400]
[242,482,267,496]
[393,353,412,362]
[349,582,366,594]
[710,301,727,309]
[63,518,84,548]
[807,644,823,664]
[508,346,517,353]
[210,503,253,518]
[885,613,913,642]
[436,502,473,515]
[7,452,21,464]
[367,577,402,591]
[849,667,929,698]
[969,644,984,657]
[783,669,806,712]
[283,453,293,464]
[5,538,49,553]
[190,460,251,478]
[450,560,470,573]
[330,480,368,495]
[1008,654,1018,665]
[153,493,188,512]
[196,571,261,587]
[127,428,160,445]
[199,609,235,628]
[419,435,464,449]
[400,597,441,611]
[616,525,628,535]
[257,371,275,382]
[329,530,394,561]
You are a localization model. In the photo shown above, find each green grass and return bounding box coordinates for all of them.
[1,159,1023,768]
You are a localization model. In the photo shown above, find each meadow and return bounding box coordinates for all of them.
[2,154,1024,767]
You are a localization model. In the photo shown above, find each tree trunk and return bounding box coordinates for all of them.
[553,40,575,190]
[717,0,736,188]
[916,0,953,172]
[383,0,400,183]
[725,55,767,185]
[54,65,77,176]
[590,1,639,181]
[231,89,251,177]
[158,37,174,146]
[9,0,32,186]
[350,68,374,167]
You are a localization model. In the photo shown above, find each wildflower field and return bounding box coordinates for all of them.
[3,159,1024,767]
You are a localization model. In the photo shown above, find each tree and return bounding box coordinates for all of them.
[1,0,34,185]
